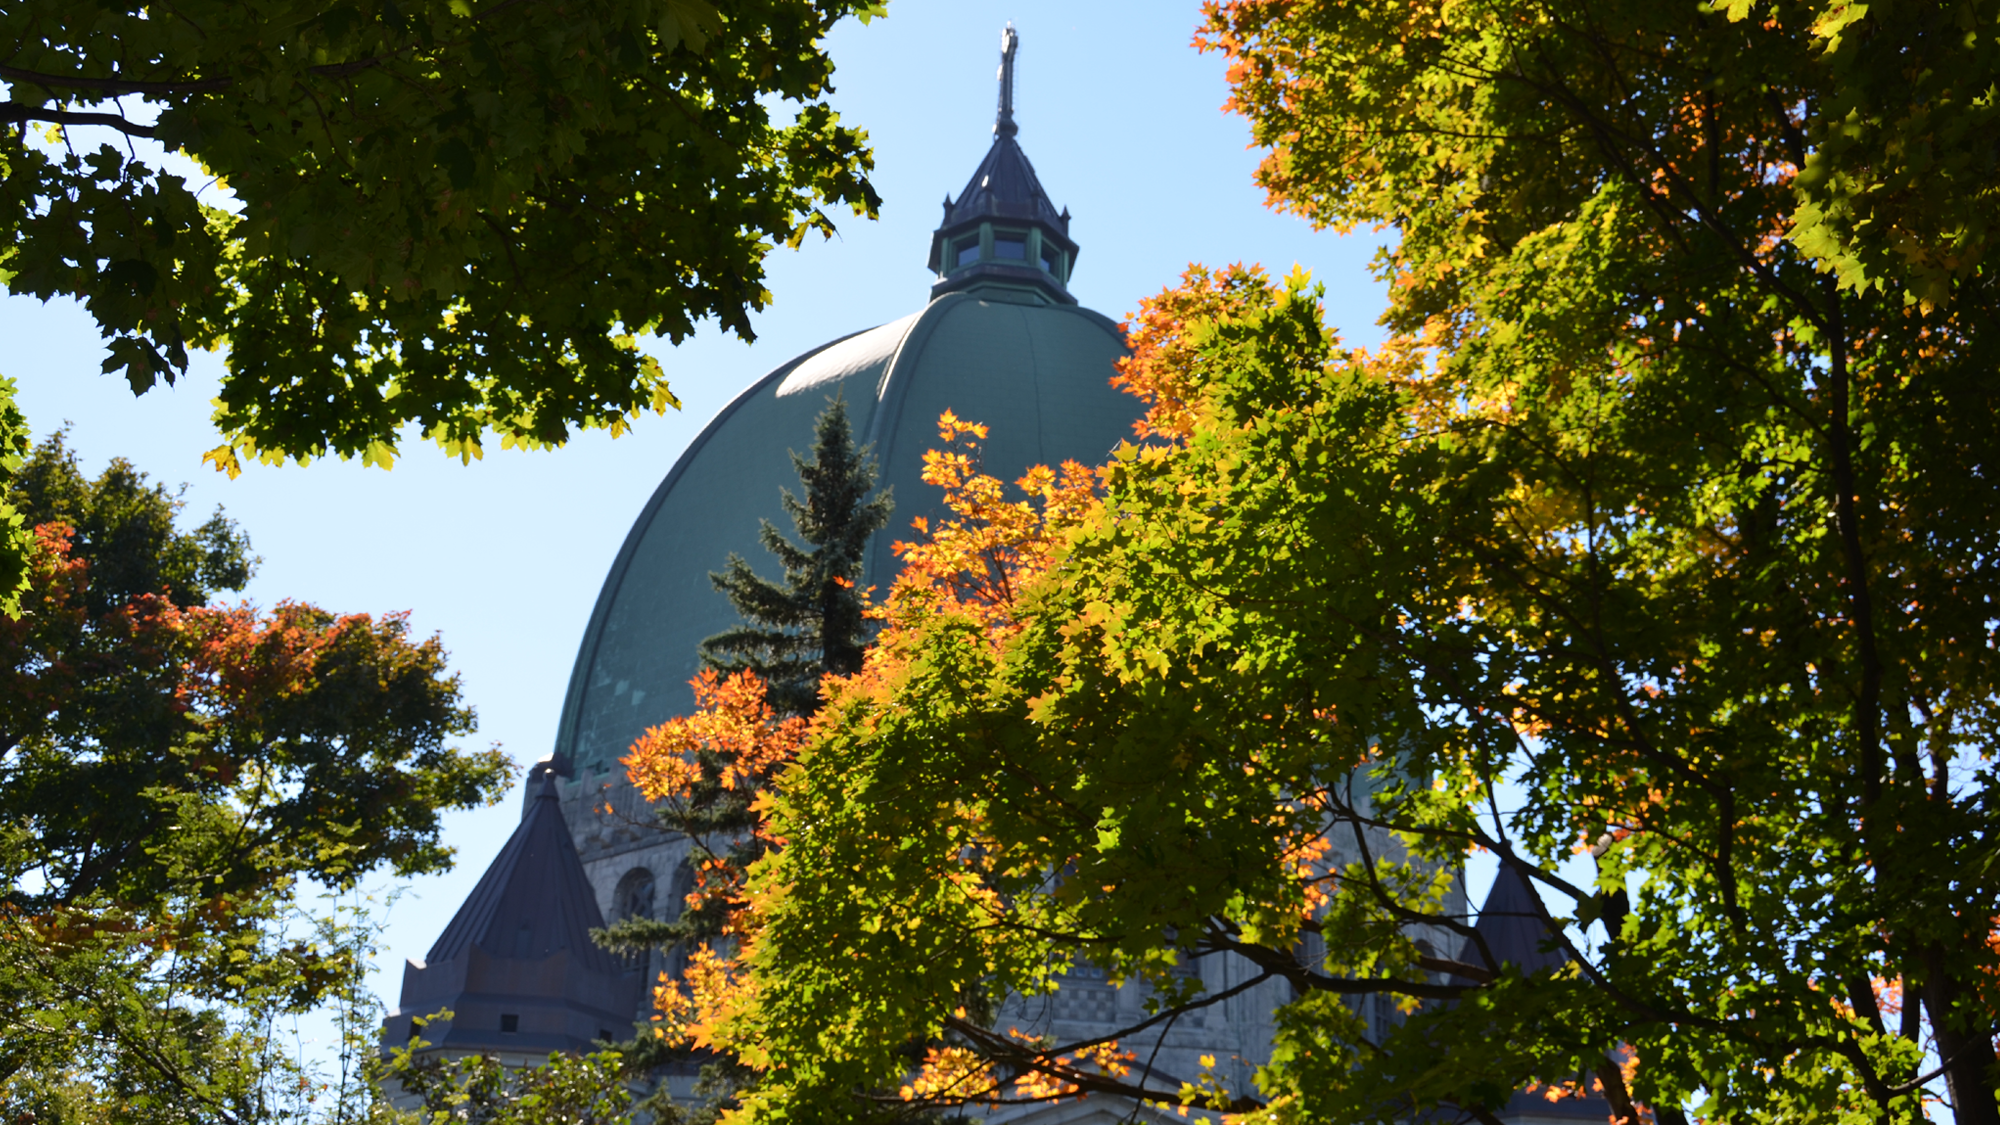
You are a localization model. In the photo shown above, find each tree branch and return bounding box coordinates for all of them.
[939,1014,1196,1106]
[1201,923,1470,1001]
[0,64,230,96]
[1006,967,1279,1064]
[1,102,156,139]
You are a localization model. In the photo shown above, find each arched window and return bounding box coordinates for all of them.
[611,867,659,970]
[614,866,657,923]
[667,858,698,918]
[662,858,700,980]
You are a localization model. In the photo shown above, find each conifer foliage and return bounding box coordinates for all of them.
[700,397,893,719]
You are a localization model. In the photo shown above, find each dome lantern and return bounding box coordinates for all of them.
[925,25,1079,307]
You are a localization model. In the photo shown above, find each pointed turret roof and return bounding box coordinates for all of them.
[1457,866,1618,1124]
[1460,864,1567,976]
[941,135,1071,240]
[385,770,641,1056]
[925,25,1079,305]
[423,772,625,974]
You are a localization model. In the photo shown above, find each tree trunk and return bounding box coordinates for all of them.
[1922,946,1999,1125]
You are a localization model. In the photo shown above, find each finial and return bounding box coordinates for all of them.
[995,23,1019,138]
[524,758,563,820]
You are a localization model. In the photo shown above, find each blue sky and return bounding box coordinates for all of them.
[3,0,1403,1039]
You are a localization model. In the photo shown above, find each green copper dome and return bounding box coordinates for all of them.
[550,67,1139,777]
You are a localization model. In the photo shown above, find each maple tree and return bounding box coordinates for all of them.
[710,343,1475,1125]
[638,0,2000,1119]
[618,667,806,1094]
[0,0,884,471]
[0,433,511,1119]
[712,255,1996,1125]
[1190,0,2000,1118]
[615,413,1101,1120]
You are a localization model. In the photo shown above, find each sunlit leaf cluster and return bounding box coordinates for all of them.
[1,0,885,469]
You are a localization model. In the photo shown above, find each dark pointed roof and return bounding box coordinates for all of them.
[1459,864,1566,976]
[385,772,641,1056]
[424,772,625,975]
[925,27,1079,305]
[1458,866,1618,1124]
[941,136,1071,240]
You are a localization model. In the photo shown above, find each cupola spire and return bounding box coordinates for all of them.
[995,23,1019,138]
[926,26,1078,306]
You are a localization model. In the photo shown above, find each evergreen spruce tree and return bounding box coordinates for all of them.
[598,397,891,1122]
[699,396,893,718]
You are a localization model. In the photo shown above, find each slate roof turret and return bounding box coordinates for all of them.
[384,771,641,1057]
[1461,864,1568,977]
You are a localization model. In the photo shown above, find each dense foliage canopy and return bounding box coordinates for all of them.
[0,434,512,1120]
[614,3,2000,1124]
[1197,0,2000,1114]
[0,379,32,618]
[0,0,884,470]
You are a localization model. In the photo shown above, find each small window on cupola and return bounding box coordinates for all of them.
[1038,245,1060,276]
[993,233,1027,260]
[955,240,980,268]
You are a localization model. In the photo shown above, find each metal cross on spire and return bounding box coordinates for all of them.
[995,23,1019,138]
